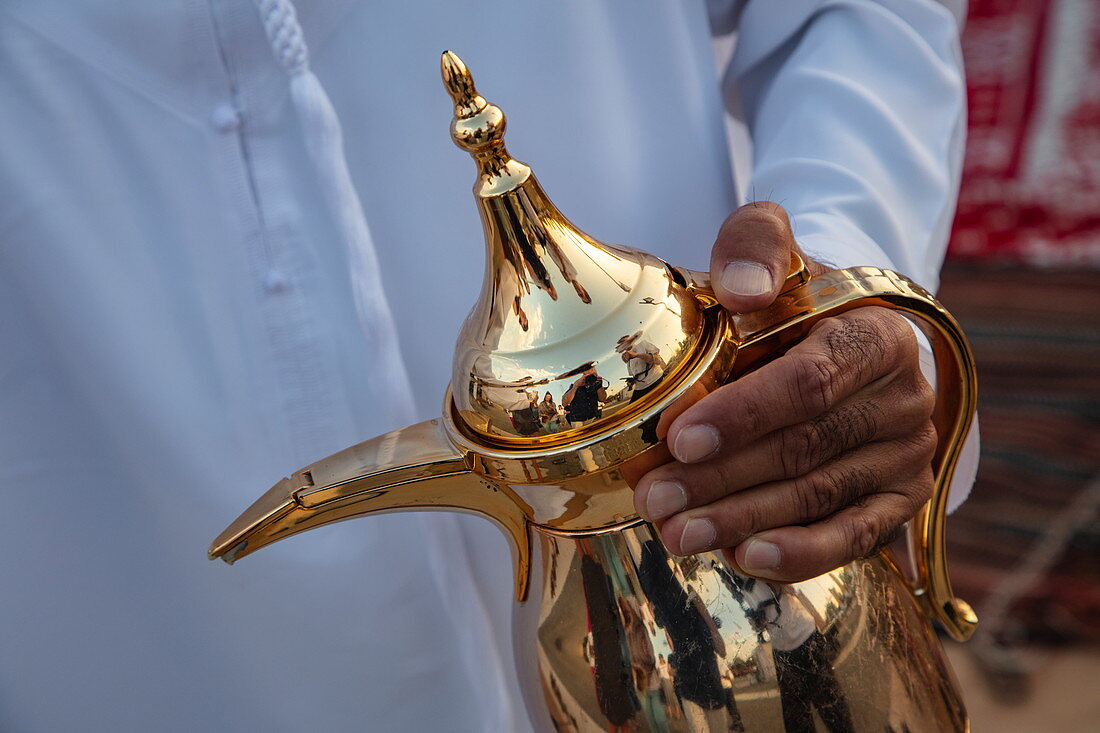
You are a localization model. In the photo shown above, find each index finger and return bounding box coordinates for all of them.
[666,308,915,463]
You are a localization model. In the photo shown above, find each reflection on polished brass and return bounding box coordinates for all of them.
[442,49,706,448]
[516,522,966,732]
[210,52,978,730]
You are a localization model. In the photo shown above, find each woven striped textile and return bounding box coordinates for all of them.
[939,262,1100,644]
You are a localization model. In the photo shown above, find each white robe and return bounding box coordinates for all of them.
[0,1,973,730]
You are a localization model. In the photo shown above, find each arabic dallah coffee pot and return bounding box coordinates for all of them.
[211,52,977,732]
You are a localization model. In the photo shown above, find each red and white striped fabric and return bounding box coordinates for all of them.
[950,0,1100,267]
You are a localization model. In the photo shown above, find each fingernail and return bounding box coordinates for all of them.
[679,518,716,554]
[673,425,719,463]
[720,261,774,297]
[741,539,781,572]
[645,481,686,521]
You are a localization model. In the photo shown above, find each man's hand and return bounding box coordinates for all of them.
[633,203,937,582]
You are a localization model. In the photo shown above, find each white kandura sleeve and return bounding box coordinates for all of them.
[719,0,978,510]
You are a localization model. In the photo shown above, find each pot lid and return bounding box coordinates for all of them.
[441,52,709,447]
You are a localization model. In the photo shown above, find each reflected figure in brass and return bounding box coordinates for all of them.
[637,540,743,732]
[579,545,639,731]
[564,368,608,428]
[740,581,854,731]
[620,333,665,445]
[620,333,666,401]
[512,390,544,437]
[540,392,564,433]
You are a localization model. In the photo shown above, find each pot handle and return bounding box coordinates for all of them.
[685,261,979,641]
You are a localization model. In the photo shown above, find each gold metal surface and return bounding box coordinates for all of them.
[515,522,967,732]
[442,50,708,447]
[208,419,532,600]
[210,52,979,730]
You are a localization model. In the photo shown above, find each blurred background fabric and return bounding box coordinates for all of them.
[951,0,1100,266]
[938,0,1100,728]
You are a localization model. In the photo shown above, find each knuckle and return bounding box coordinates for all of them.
[849,402,882,444]
[819,402,881,453]
[768,432,797,477]
[870,307,913,354]
[836,462,881,501]
[913,467,935,504]
[846,511,883,558]
[708,461,740,500]
[879,372,933,435]
[889,311,919,352]
[793,470,843,519]
[911,423,938,466]
[777,421,828,476]
[740,499,770,539]
[867,305,909,336]
[818,314,890,377]
[912,375,936,419]
[778,405,882,481]
[880,522,906,547]
[736,393,771,441]
[804,462,881,520]
[894,363,935,413]
[790,353,839,414]
[810,317,846,348]
[720,504,758,546]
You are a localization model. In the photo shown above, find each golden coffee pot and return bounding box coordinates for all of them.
[211,52,978,731]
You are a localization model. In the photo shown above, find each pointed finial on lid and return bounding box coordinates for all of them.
[440,51,524,187]
[441,51,483,117]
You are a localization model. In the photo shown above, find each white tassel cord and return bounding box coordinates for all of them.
[255,0,415,425]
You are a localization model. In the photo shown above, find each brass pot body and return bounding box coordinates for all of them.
[516,522,966,733]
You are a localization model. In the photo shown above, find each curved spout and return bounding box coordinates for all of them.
[209,418,532,600]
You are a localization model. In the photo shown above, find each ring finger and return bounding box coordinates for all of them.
[634,381,932,523]
[655,426,936,556]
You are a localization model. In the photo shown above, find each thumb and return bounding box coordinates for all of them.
[710,202,800,313]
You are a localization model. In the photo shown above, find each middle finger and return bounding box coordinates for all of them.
[655,427,936,556]
[634,381,930,522]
